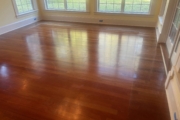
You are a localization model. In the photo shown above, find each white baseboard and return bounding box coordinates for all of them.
[0,17,40,35]
[0,15,155,35]
[42,15,156,27]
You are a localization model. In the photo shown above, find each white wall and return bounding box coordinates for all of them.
[0,0,40,27]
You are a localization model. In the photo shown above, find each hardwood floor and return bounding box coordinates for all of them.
[0,21,170,120]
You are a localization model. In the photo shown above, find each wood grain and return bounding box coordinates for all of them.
[0,21,170,120]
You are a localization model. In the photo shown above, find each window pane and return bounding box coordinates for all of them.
[46,0,86,11]
[80,3,86,11]
[99,4,106,11]
[141,5,149,12]
[173,9,180,28]
[124,5,132,12]
[133,5,141,12]
[114,4,121,12]
[169,25,177,43]
[98,0,122,13]
[124,0,151,13]
[169,7,180,44]
[46,0,65,10]
[134,0,141,4]
[67,0,86,11]
[106,4,114,12]
[142,0,151,4]
[67,3,73,9]
[15,0,34,14]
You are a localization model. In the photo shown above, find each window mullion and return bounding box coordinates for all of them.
[113,0,114,12]
[121,0,125,12]
[97,0,98,12]
[21,0,25,12]
[64,0,67,10]
[32,0,35,9]
[56,0,60,10]
[30,0,34,10]
[132,0,134,12]
[44,0,48,9]
[140,0,142,12]
[106,0,107,11]
[98,0,100,12]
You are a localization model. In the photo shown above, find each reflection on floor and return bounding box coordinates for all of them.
[0,21,170,120]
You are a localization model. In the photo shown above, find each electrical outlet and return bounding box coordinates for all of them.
[99,20,103,22]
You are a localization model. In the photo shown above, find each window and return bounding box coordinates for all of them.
[98,0,122,13]
[98,0,152,14]
[159,0,167,16]
[169,1,180,43]
[12,0,36,15]
[45,0,87,11]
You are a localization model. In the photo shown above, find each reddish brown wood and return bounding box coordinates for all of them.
[0,21,170,120]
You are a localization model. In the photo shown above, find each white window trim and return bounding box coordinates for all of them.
[96,0,153,15]
[44,0,89,12]
[12,0,38,16]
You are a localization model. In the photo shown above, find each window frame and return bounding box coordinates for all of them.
[12,0,37,16]
[96,0,153,15]
[168,1,180,44]
[44,0,89,12]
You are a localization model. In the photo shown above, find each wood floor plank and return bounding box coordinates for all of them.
[0,21,170,120]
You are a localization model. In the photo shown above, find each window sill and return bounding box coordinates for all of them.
[95,12,154,17]
[16,10,38,18]
[44,9,89,14]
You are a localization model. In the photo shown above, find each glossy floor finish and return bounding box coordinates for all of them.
[0,21,170,120]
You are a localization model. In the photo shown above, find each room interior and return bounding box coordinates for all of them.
[0,0,180,120]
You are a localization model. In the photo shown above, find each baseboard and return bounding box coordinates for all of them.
[0,17,40,35]
[42,15,156,27]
